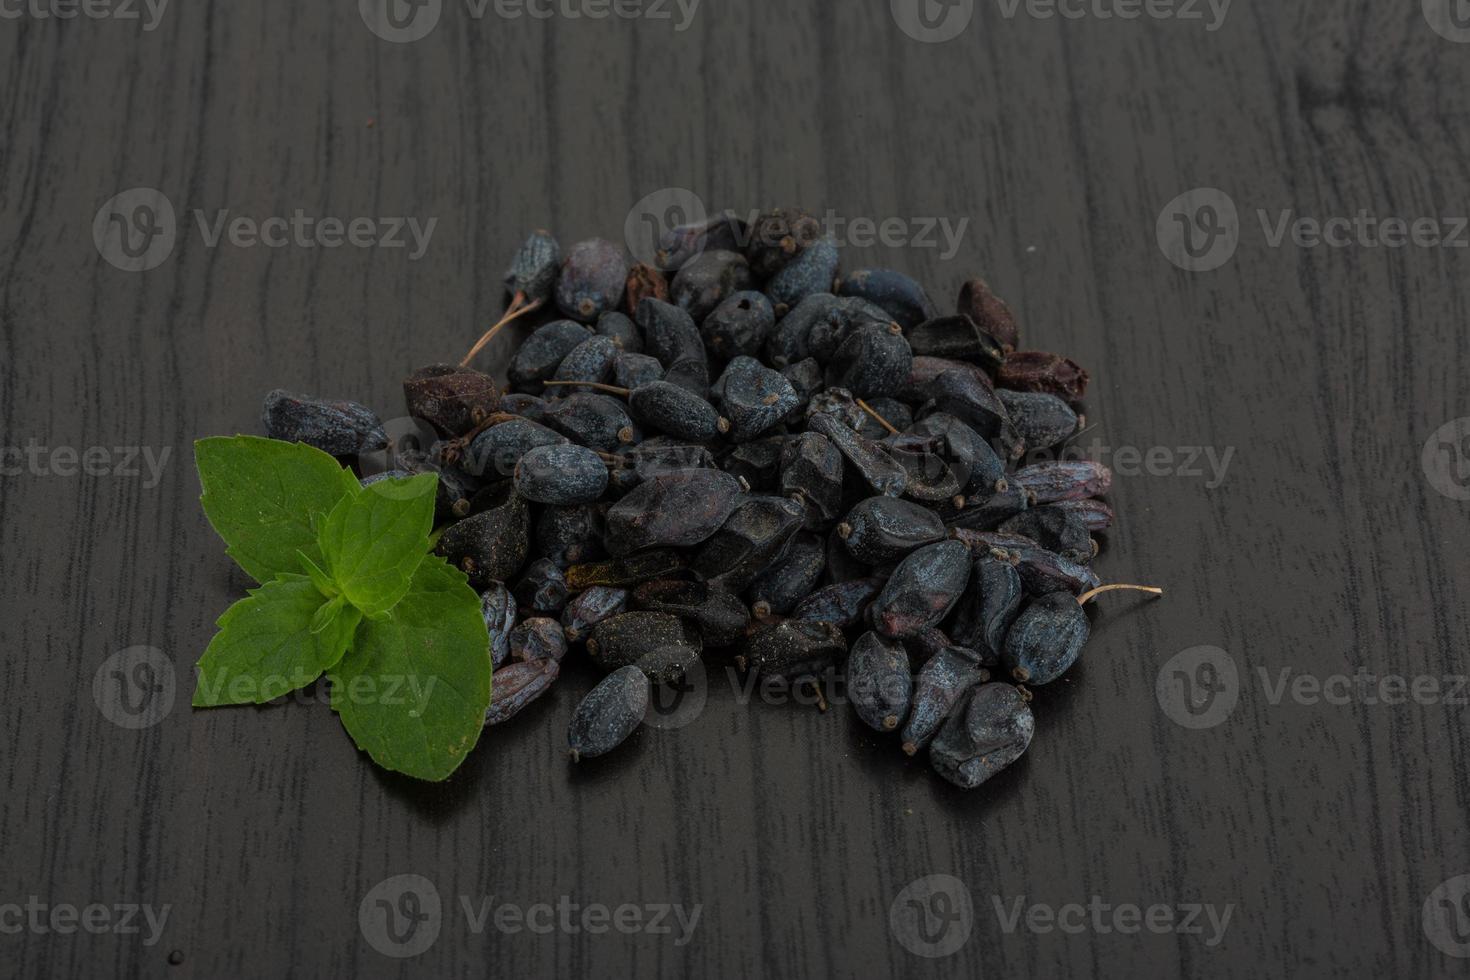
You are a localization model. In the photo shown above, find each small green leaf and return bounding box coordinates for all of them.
[193,575,360,707]
[317,473,437,617]
[196,436,361,584]
[298,550,338,599]
[328,556,492,782]
[309,593,347,634]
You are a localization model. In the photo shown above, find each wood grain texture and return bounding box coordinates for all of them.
[3,1,1470,976]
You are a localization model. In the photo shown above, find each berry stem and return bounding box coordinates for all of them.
[1076,583,1164,606]
[541,381,631,397]
[459,292,542,367]
[855,398,900,436]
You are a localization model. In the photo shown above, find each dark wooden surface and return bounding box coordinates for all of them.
[5,1,1470,976]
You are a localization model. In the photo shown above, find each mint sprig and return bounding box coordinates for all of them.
[192,436,491,782]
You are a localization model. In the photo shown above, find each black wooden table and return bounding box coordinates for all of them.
[5,2,1470,976]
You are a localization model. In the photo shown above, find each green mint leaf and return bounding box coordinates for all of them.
[298,550,338,599]
[328,555,491,782]
[196,436,361,585]
[193,574,360,707]
[317,473,437,617]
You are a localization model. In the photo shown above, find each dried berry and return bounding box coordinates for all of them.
[791,577,884,629]
[607,442,716,495]
[870,540,972,639]
[557,239,629,323]
[837,268,937,329]
[745,208,823,279]
[1003,591,1089,685]
[657,212,747,272]
[711,356,801,442]
[1011,460,1112,504]
[514,444,609,505]
[929,683,1034,789]
[957,278,1019,351]
[485,659,560,726]
[998,390,1081,452]
[553,335,620,389]
[806,387,868,432]
[780,432,844,529]
[737,620,847,680]
[946,486,1030,532]
[542,393,637,451]
[826,321,914,398]
[747,532,826,616]
[1053,497,1115,532]
[999,507,1094,565]
[631,579,750,647]
[403,366,501,437]
[508,321,594,387]
[671,249,754,323]
[462,418,567,478]
[901,646,987,754]
[693,495,805,592]
[1004,544,1101,597]
[764,293,838,367]
[703,291,776,361]
[434,488,530,588]
[587,612,702,684]
[499,392,551,423]
[613,351,665,390]
[945,553,1022,667]
[561,586,628,642]
[564,550,687,590]
[722,436,788,492]
[846,632,914,732]
[638,298,710,395]
[512,562,570,615]
[482,584,517,669]
[765,235,840,315]
[997,351,1090,402]
[627,381,728,443]
[922,366,1022,458]
[838,497,946,564]
[509,616,569,662]
[905,412,1007,497]
[906,315,1005,371]
[604,469,745,555]
[533,504,605,568]
[856,398,913,440]
[504,230,562,306]
[807,412,907,497]
[261,390,388,456]
[568,665,649,761]
[779,358,824,422]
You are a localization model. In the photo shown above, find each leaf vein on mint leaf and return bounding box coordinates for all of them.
[193,574,360,707]
[317,473,437,617]
[195,436,361,585]
[329,555,491,782]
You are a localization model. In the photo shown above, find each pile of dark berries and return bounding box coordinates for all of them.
[262,208,1160,788]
